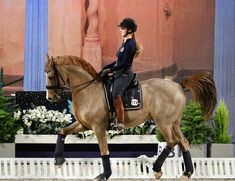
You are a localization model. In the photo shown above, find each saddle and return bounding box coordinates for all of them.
[103,74,143,112]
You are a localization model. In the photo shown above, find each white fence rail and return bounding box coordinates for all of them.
[0,157,235,179]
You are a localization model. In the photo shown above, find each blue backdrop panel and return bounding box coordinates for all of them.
[214,0,235,142]
[24,0,48,91]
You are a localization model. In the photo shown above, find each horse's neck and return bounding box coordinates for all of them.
[67,66,94,88]
[66,66,99,102]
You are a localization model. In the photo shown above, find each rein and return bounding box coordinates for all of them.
[46,57,98,93]
[70,78,97,93]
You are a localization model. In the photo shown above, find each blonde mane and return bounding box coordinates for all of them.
[53,55,98,78]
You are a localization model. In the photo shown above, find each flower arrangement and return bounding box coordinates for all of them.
[16,106,73,134]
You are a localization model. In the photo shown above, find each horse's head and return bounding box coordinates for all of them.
[44,54,67,102]
[45,54,100,102]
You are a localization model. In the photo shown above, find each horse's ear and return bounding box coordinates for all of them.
[46,53,50,62]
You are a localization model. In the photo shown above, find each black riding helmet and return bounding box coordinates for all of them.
[118,18,137,33]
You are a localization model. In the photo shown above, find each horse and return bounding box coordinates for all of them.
[44,54,217,181]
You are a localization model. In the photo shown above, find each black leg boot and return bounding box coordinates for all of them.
[182,151,194,178]
[95,155,112,180]
[153,146,172,172]
[54,134,66,165]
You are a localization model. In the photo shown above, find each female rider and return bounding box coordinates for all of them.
[100,18,142,129]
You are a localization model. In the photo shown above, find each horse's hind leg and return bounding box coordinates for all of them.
[54,121,88,165]
[152,125,177,179]
[173,122,194,178]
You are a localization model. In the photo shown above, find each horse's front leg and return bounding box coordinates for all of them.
[54,121,88,165]
[94,128,112,181]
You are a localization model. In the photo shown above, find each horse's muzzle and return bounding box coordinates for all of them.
[46,91,61,102]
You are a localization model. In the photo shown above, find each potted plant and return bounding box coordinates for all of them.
[209,100,233,157]
[0,90,22,157]
[156,101,214,157]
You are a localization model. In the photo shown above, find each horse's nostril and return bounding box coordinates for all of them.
[48,97,52,101]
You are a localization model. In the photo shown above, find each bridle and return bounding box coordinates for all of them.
[46,57,67,90]
[45,57,97,93]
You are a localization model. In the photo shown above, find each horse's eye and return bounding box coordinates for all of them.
[48,76,54,80]
[47,70,55,78]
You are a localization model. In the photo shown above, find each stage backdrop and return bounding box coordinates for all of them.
[1,0,235,143]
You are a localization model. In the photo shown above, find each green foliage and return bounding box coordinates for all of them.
[180,101,213,144]
[156,101,213,144]
[0,90,22,143]
[212,100,231,143]
[156,128,165,142]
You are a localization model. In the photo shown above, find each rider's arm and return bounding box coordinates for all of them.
[110,40,136,72]
[103,61,117,70]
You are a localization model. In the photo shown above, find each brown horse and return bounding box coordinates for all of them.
[44,54,217,180]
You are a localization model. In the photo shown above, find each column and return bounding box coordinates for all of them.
[214,0,235,142]
[82,0,101,71]
[24,0,48,91]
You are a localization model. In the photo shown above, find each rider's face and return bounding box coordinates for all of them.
[120,27,127,37]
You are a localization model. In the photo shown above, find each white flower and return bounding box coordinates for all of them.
[107,130,120,135]
[14,110,21,120]
[20,105,73,134]
[39,118,47,123]
[16,128,24,135]
[24,120,32,127]
[62,109,67,114]
[84,130,94,137]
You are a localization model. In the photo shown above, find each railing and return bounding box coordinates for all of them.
[0,67,3,89]
[0,67,23,91]
[0,157,235,179]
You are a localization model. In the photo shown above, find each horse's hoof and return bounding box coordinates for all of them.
[154,170,163,180]
[95,173,107,181]
[54,157,66,165]
[180,175,190,180]
[180,171,192,180]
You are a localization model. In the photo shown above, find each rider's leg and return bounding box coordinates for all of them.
[114,95,125,128]
[112,71,133,129]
